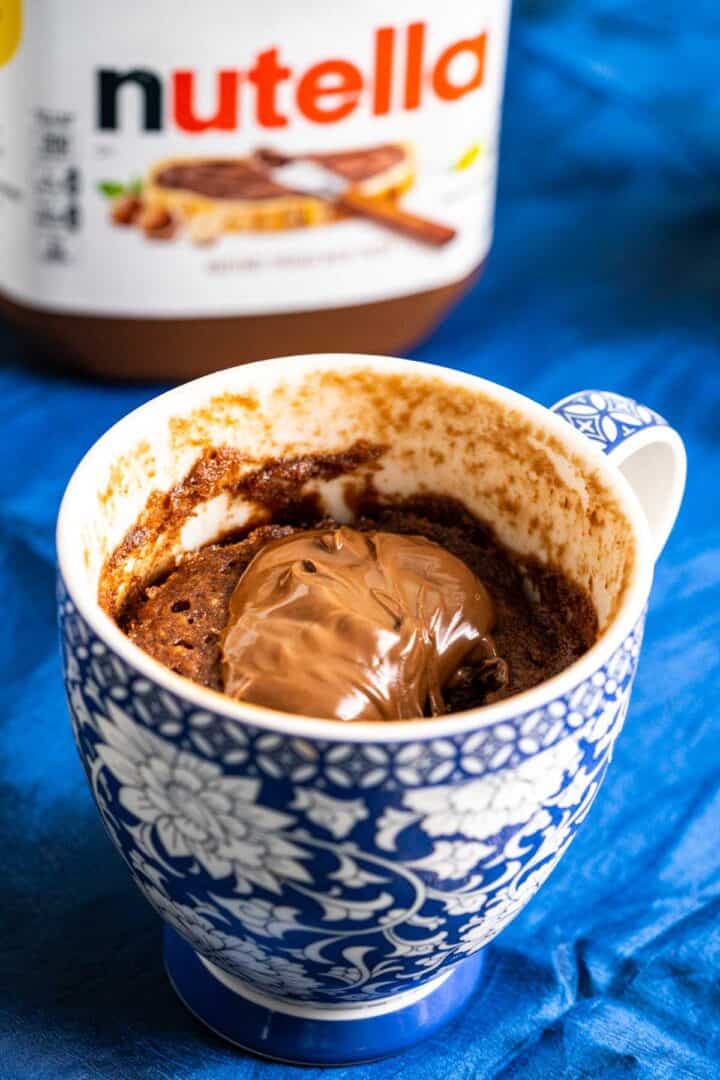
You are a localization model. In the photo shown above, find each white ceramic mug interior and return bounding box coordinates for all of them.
[57,353,663,740]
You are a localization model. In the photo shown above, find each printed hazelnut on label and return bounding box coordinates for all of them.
[138,205,177,240]
[110,194,143,226]
[189,211,224,246]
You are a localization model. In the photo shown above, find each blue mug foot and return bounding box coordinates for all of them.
[163,926,486,1066]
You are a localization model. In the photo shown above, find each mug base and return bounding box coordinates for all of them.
[163,926,486,1066]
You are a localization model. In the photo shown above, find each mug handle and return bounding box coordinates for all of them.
[552,390,686,562]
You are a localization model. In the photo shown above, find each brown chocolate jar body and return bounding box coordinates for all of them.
[0,271,480,382]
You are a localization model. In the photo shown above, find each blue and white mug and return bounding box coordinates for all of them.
[57,356,685,1065]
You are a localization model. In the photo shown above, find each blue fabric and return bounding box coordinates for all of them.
[1,1,719,1075]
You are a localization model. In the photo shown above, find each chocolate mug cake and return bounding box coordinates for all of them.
[112,452,597,722]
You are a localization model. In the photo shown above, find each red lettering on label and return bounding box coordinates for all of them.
[248,48,291,128]
[373,27,394,116]
[404,22,425,111]
[173,70,240,132]
[432,33,487,102]
[297,60,363,124]
[100,23,492,135]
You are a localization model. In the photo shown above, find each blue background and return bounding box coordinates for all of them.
[1,1,719,1076]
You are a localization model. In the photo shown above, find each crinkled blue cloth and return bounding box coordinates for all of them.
[1,2,719,1076]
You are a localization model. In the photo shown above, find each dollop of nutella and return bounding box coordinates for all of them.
[221,526,503,722]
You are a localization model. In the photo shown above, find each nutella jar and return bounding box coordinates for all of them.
[0,2,511,379]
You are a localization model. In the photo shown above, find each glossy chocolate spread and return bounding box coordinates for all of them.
[221,525,503,721]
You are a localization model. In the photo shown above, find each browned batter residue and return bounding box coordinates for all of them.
[99,439,384,620]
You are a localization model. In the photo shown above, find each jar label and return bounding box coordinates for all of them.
[0,1,510,317]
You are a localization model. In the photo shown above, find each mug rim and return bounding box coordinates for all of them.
[57,353,654,743]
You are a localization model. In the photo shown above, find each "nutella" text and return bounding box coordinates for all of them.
[97,23,488,132]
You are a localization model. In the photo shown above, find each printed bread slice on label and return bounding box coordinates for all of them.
[143,143,416,233]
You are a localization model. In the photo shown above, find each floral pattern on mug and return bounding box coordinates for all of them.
[60,578,642,1004]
